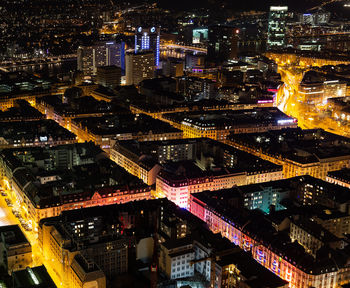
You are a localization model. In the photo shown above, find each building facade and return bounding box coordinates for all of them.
[267,6,288,49]
[125,51,155,85]
[135,26,160,67]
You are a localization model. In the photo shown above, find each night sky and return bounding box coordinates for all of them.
[155,0,350,17]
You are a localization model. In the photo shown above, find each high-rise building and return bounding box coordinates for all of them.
[96,65,121,89]
[299,10,331,25]
[77,41,125,76]
[125,51,155,85]
[135,26,160,67]
[267,6,288,49]
[208,24,239,63]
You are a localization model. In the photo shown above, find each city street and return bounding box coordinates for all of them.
[0,181,43,267]
[276,65,350,137]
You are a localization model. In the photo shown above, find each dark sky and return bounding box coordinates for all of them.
[156,0,350,15]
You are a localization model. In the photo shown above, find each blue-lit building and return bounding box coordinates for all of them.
[241,181,290,213]
[135,26,160,67]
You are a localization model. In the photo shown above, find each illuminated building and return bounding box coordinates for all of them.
[177,76,216,100]
[327,98,350,124]
[157,200,287,288]
[70,254,106,288]
[299,11,331,25]
[217,251,288,288]
[96,65,122,89]
[38,199,165,288]
[0,100,44,122]
[0,143,151,230]
[162,108,297,141]
[0,72,52,111]
[36,95,128,131]
[265,51,350,67]
[153,138,282,209]
[267,6,288,49]
[298,71,347,105]
[185,52,206,70]
[239,180,290,213]
[112,138,282,196]
[70,114,183,153]
[189,191,350,288]
[311,208,350,239]
[130,99,275,121]
[0,225,32,274]
[208,24,239,62]
[192,27,208,44]
[229,128,350,180]
[0,120,76,149]
[39,207,133,288]
[77,41,125,76]
[327,168,350,189]
[290,218,341,257]
[125,51,155,85]
[11,265,57,288]
[134,26,160,67]
[111,141,165,185]
[159,237,195,280]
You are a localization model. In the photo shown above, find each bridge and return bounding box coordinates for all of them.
[0,54,77,72]
[160,44,207,54]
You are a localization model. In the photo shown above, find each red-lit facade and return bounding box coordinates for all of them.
[189,194,350,288]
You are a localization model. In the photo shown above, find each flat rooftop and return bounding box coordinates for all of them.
[163,107,296,129]
[0,100,44,121]
[0,224,30,246]
[72,113,182,136]
[0,143,149,209]
[229,128,350,164]
[38,95,129,117]
[0,119,76,144]
[12,265,56,288]
[328,168,350,183]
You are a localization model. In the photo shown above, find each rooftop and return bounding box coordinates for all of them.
[163,107,296,129]
[217,251,288,288]
[0,100,44,122]
[0,224,30,247]
[0,143,149,209]
[191,188,350,274]
[12,265,56,288]
[327,168,350,183]
[229,128,350,164]
[0,119,76,146]
[38,95,128,117]
[72,113,182,136]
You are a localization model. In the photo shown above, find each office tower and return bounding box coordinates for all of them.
[126,51,155,85]
[299,10,331,25]
[77,41,125,76]
[162,58,184,77]
[208,24,238,63]
[192,27,208,44]
[185,52,205,69]
[267,6,288,49]
[96,66,121,89]
[135,26,160,67]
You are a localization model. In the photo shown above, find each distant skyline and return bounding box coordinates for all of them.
[156,0,350,16]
